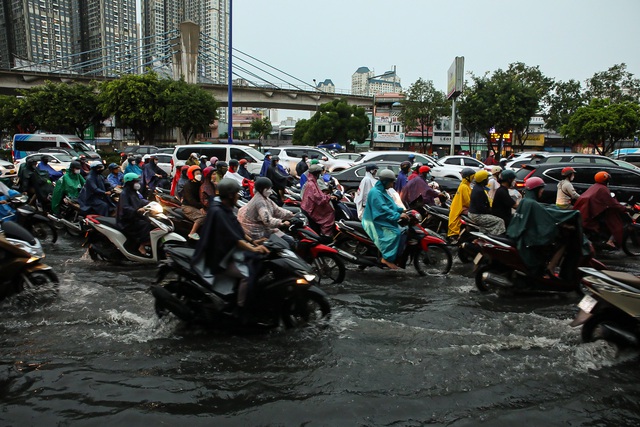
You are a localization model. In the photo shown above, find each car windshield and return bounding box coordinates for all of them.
[242,146,264,161]
[71,141,93,152]
[53,153,74,162]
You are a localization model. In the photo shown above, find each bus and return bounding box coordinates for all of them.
[12,134,101,162]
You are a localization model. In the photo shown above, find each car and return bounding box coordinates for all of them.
[0,159,17,180]
[611,158,640,172]
[330,161,461,196]
[143,153,173,176]
[171,144,265,176]
[123,145,159,156]
[514,162,640,204]
[438,155,487,172]
[263,146,354,177]
[505,152,619,170]
[156,148,175,155]
[15,152,75,173]
[354,151,464,179]
[613,153,640,167]
[334,153,364,162]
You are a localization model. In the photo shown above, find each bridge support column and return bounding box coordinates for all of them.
[172,21,199,84]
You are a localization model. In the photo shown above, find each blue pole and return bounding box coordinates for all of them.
[227,0,233,144]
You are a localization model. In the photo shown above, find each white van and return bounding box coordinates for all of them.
[171,144,265,175]
[12,134,101,162]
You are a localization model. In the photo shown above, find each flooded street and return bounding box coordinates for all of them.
[2,235,640,426]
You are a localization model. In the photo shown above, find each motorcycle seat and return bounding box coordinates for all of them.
[430,205,450,215]
[487,234,515,246]
[95,216,120,229]
[341,220,366,233]
[602,270,640,289]
[167,246,196,260]
[172,208,187,220]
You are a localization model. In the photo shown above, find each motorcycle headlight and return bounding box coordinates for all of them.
[280,249,297,258]
[296,274,317,285]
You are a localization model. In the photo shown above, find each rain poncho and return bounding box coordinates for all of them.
[507,188,585,272]
[77,170,114,216]
[574,183,627,245]
[107,171,124,188]
[124,160,142,176]
[362,180,404,262]
[117,185,152,245]
[51,172,85,214]
[141,161,166,193]
[400,176,439,208]
[447,179,472,237]
[224,170,245,185]
[0,182,20,220]
[394,170,409,193]
[37,162,63,181]
[259,157,271,177]
[238,191,293,240]
[301,173,335,235]
[354,172,377,219]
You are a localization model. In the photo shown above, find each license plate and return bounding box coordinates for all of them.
[578,295,598,313]
[473,253,483,265]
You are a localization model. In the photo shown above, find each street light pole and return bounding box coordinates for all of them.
[370,94,376,150]
[227,0,233,144]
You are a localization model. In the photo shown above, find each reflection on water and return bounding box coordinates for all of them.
[1,236,639,425]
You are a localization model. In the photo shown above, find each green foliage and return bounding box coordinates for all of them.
[562,98,640,155]
[399,78,449,148]
[0,95,22,136]
[250,117,273,141]
[292,99,369,148]
[162,79,218,144]
[586,63,640,103]
[544,79,587,134]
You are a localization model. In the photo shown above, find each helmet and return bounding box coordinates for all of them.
[69,161,81,171]
[400,161,412,169]
[271,155,280,161]
[309,164,323,173]
[217,178,241,199]
[190,152,198,158]
[199,155,207,160]
[202,166,214,180]
[419,166,431,174]
[264,151,272,156]
[239,159,248,165]
[500,170,516,182]
[490,166,502,175]
[254,177,273,193]
[90,161,103,169]
[216,161,228,169]
[525,176,545,190]
[149,154,158,160]
[408,153,416,159]
[474,170,490,183]
[461,168,475,179]
[595,171,610,184]
[209,156,218,165]
[41,155,50,163]
[187,165,201,180]
[365,163,378,172]
[228,159,239,167]
[378,169,396,181]
[108,163,119,170]
[561,167,576,177]
[120,152,127,157]
[123,172,140,183]
[79,154,87,161]
[412,162,422,170]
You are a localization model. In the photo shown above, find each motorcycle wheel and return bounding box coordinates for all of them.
[31,221,58,244]
[413,244,452,276]
[312,253,346,285]
[622,227,640,257]
[474,262,492,292]
[581,310,638,348]
[281,291,331,328]
[15,270,59,305]
[151,285,194,322]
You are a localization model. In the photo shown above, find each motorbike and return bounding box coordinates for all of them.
[582,207,640,257]
[421,203,480,263]
[472,224,606,294]
[287,213,346,285]
[155,187,182,209]
[151,234,331,328]
[84,201,186,264]
[571,267,640,349]
[48,196,84,237]
[0,221,59,302]
[333,210,453,276]
[3,194,58,243]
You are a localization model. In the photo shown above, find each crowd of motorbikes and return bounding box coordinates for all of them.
[1,161,640,352]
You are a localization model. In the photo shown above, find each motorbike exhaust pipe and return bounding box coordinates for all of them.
[47,214,61,223]
[333,247,360,262]
[59,218,82,233]
[482,272,514,288]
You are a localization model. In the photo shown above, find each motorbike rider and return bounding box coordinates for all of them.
[468,170,506,235]
[362,169,409,270]
[124,155,142,176]
[0,180,20,220]
[175,164,190,199]
[199,166,216,209]
[78,155,91,177]
[487,166,502,201]
[408,162,422,181]
[447,168,475,242]
[301,164,336,237]
[491,169,518,228]
[51,160,86,215]
[399,165,443,210]
[574,171,627,249]
[394,161,412,193]
[267,156,289,202]
[296,154,309,177]
[186,152,199,166]
[192,178,270,313]
[199,155,208,170]
[141,154,168,196]
[182,165,206,240]
[259,152,272,177]
[106,163,124,188]
[117,173,153,256]
[238,159,253,180]
[238,177,295,248]
[78,161,115,217]
[19,157,53,209]
[354,163,378,219]
[556,167,580,209]
[213,161,228,187]
[37,155,63,182]
[224,159,245,185]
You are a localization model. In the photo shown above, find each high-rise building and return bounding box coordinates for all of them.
[141,0,230,84]
[0,3,10,69]
[351,66,402,96]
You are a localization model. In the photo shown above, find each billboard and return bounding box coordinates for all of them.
[447,56,465,99]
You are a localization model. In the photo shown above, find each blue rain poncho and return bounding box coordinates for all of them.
[362,180,404,262]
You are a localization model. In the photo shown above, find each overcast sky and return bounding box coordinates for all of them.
[230,0,640,118]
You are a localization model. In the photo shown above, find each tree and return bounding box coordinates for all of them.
[250,117,273,144]
[98,72,168,144]
[15,81,105,138]
[162,79,218,144]
[562,98,640,155]
[292,98,369,150]
[586,63,640,103]
[0,95,23,137]
[399,78,449,151]
[544,79,587,134]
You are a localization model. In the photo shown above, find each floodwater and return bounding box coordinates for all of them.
[2,235,640,426]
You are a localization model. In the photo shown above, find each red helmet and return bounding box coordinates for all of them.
[594,171,610,184]
[187,165,201,180]
[561,167,576,177]
[524,176,545,190]
[239,158,248,165]
[418,166,431,174]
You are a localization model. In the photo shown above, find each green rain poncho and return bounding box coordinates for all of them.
[506,188,585,272]
[362,180,404,262]
[51,172,86,214]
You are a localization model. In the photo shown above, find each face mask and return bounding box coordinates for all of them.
[261,189,271,198]
[194,174,202,181]
[73,169,81,175]
[426,173,432,181]
[133,183,141,191]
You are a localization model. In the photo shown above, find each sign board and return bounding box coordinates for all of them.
[447,56,464,99]
[522,134,545,147]
[373,132,405,143]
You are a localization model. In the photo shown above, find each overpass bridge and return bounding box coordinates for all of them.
[0,69,373,111]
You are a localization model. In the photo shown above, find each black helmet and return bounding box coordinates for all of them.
[461,168,475,179]
[217,178,241,199]
[228,159,239,167]
[41,155,50,163]
[216,161,228,170]
[70,161,81,170]
[365,163,378,172]
[499,170,516,182]
[271,155,280,162]
[254,177,273,193]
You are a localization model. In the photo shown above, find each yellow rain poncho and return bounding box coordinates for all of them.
[447,178,472,237]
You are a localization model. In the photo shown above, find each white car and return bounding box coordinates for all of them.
[0,158,18,180]
[354,151,463,179]
[438,155,488,172]
[15,152,74,173]
[143,153,173,177]
[264,146,354,177]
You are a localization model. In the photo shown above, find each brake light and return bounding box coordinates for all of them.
[515,182,525,188]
